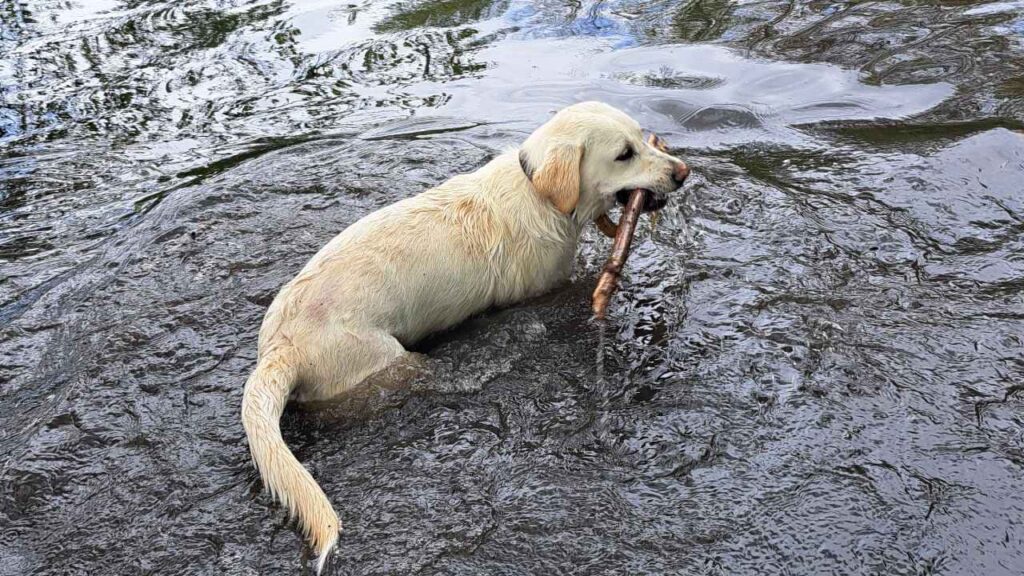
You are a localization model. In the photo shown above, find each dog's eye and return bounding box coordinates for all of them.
[615,146,634,162]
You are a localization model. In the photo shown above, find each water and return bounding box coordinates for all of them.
[2,1,1023,574]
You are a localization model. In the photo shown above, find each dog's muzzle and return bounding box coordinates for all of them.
[613,159,689,212]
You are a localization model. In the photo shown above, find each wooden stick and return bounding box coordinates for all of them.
[594,214,619,238]
[592,189,646,319]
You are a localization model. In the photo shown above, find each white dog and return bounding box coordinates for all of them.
[241,101,689,573]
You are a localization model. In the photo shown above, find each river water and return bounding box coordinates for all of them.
[2,1,1023,574]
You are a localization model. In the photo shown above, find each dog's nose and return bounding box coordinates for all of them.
[672,161,690,186]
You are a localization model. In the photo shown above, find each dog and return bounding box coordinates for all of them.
[240,101,689,573]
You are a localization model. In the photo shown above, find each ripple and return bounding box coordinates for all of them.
[413,39,952,148]
[612,69,725,90]
[679,104,766,131]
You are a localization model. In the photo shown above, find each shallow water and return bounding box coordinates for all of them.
[2,1,1024,574]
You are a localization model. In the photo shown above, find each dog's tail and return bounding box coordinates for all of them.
[241,349,339,574]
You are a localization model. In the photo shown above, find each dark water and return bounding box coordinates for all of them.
[2,0,1024,574]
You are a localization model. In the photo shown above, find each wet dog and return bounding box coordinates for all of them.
[240,101,689,572]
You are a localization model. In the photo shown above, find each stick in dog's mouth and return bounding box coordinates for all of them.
[595,189,666,239]
[616,188,667,212]
[591,133,684,319]
[592,189,647,320]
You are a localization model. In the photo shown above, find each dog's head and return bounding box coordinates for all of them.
[519,101,689,222]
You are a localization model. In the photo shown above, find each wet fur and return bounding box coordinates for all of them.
[240,101,687,572]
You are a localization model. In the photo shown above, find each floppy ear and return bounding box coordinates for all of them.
[521,142,582,215]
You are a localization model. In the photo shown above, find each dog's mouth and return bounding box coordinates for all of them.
[615,189,668,212]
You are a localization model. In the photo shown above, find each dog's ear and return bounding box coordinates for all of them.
[521,142,582,215]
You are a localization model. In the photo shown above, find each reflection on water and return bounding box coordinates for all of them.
[409,40,954,147]
[2,1,1023,575]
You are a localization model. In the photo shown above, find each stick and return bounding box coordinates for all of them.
[594,214,619,239]
[592,189,646,319]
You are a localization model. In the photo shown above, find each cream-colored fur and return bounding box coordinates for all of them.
[240,102,688,573]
